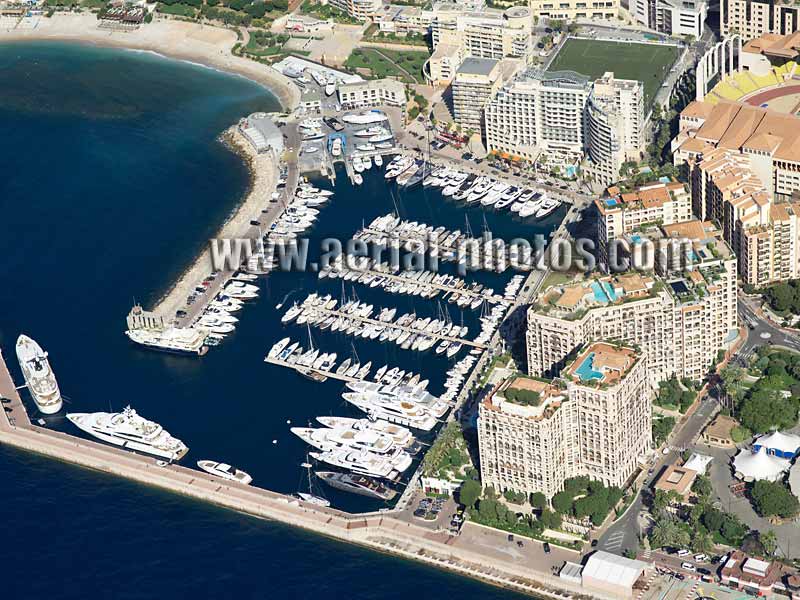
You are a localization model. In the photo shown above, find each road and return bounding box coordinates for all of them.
[736,295,800,362]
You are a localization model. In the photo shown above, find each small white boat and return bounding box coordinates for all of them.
[302,146,319,154]
[374,155,383,167]
[197,460,253,485]
[354,173,363,185]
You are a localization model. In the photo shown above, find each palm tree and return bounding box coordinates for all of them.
[691,531,715,555]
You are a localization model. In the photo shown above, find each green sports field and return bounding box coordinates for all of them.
[547,38,681,107]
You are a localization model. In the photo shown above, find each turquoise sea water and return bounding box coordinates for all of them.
[0,42,557,599]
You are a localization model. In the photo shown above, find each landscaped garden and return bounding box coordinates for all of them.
[344,48,428,84]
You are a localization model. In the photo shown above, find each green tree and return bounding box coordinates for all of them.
[552,490,573,514]
[750,480,800,518]
[738,389,798,433]
[649,515,690,549]
[691,530,715,554]
[692,475,713,500]
[529,492,547,510]
[458,479,481,508]
[760,530,778,557]
[540,509,562,530]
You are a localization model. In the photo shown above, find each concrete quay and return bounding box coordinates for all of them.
[0,349,606,600]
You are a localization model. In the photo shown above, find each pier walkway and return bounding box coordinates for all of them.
[332,266,504,305]
[263,356,359,384]
[301,305,488,349]
[0,350,602,600]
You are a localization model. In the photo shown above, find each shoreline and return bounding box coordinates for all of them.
[0,14,301,110]
[0,14,293,319]
[151,125,277,318]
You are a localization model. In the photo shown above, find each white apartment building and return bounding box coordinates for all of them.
[595,180,693,266]
[485,68,590,164]
[337,78,407,109]
[585,73,645,186]
[689,146,800,286]
[528,0,619,21]
[527,233,737,384]
[631,0,707,39]
[721,0,800,39]
[452,57,502,132]
[478,342,651,499]
[329,0,382,20]
[425,3,532,84]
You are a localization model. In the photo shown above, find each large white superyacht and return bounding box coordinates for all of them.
[291,424,400,456]
[346,380,449,418]
[66,406,189,461]
[15,334,63,414]
[309,448,400,480]
[125,327,208,356]
[315,416,415,450]
[342,391,439,431]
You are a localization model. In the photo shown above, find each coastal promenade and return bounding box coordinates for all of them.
[0,350,604,600]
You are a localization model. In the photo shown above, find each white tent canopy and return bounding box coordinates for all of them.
[755,431,800,454]
[733,448,791,481]
[582,551,648,588]
[684,452,713,473]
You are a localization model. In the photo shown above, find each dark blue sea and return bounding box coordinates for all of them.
[0,42,558,599]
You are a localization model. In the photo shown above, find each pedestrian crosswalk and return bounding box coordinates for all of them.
[602,530,625,552]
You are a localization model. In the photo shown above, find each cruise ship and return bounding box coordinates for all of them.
[309,448,399,480]
[15,334,63,414]
[66,406,189,461]
[125,327,208,356]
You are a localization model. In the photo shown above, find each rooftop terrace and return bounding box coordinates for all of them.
[565,342,638,386]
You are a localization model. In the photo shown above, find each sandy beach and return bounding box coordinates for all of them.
[0,14,300,110]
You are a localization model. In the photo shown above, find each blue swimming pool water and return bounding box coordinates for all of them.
[602,281,618,301]
[574,353,603,381]
[590,281,609,303]
[630,234,642,244]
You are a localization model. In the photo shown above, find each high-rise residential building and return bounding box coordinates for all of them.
[585,73,645,186]
[484,68,591,164]
[526,223,737,383]
[478,342,651,499]
[721,0,800,39]
[672,100,800,202]
[330,0,382,21]
[425,3,532,84]
[631,0,707,39]
[688,146,800,286]
[452,57,503,132]
[595,180,693,267]
[527,0,618,21]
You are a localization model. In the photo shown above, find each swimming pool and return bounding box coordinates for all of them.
[574,353,604,381]
[590,281,609,303]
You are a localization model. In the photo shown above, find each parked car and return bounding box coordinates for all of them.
[681,562,696,572]
[543,543,551,554]
[694,553,709,562]
[677,549,691,557]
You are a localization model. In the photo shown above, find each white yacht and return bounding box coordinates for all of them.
[342,112,388,125]
[342,391,439,431]
[315,416,415,449]
[197,460,252,484]
[125,328,208,356]
[309,448,399,480]
[67,406,189,460]
[15,334,63,415]
[291,424,397,455]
